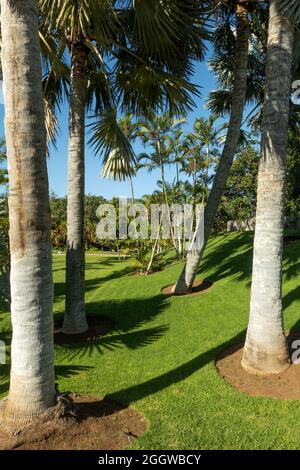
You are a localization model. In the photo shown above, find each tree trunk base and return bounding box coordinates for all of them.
[61,316,89,335]
[0,394,148,450]
[241,345,290,376]
[162,279,213,297]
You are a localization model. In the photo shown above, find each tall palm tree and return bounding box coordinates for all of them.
[39,0,119,334]
[173,0,251,293]
[0,0,55,424]
[242,0,294,374]
[180,116,226,207]
[40,0,208,334]
[138,114,186,256]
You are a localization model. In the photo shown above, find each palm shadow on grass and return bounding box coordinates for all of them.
[106,329,247,406]
[56,294,170,360]
[198,233,254,284]
[200,234,300,305]
[0,364,95,397]
[107,311,300,407]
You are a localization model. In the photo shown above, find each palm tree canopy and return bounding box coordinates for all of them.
[38,1,210,179]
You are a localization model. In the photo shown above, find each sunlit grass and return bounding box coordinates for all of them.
[1,232,300,449]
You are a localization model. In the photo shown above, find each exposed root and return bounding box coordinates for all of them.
[0,393,78,437]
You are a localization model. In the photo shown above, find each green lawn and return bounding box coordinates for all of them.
[1,232,300,449]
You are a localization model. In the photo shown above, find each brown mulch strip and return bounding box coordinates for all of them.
[216,334,300,400]
[161,279,213,297]
[54,316,114,345]
[0,394,148,450]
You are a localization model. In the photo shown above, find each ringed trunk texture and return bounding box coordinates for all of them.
[0,0,55,423]
[173,4,249,293]
[63,43,88,335]
[242,0,293,375]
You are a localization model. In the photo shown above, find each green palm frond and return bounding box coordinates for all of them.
[44,97,59,153]
[280,0,300,25]
[116,60,200,117]
[85,49,114,113]
[89,108,136,178]
[206,89,232,116]
[125,0,210,73]
[39,0,120,45]
[101,148,136,181]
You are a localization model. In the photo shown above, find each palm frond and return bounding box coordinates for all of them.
[280,0,300,25]
[89,108,136,179]
[116,60,200,117]
[101,148,136,181]
[44,98,59,154]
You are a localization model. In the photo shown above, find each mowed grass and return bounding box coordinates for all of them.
[1,232,300,449]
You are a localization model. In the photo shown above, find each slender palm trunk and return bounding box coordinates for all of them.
[63,43,88,334]
[173,4,249,293]
[129,175,135,206]
[242,0,294,375]
[0,0,55,423]
[158,145,179,257]
[146,223,161,275]
[192,158,196,211]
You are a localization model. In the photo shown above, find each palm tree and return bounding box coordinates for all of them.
[173,0,251,293]
[0,0,55,424]
[242,0,294,374]
[180,116,226,207]
[138,114,186,256]
[39,0,118,334]
[40,0,208,334]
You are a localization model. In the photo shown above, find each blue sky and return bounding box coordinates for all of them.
[0,59,219,200]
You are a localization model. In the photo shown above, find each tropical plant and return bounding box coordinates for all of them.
[0,0,55,424]
[216,145,259,228]
[39,0,208,334]
[173,0,251,293]
[180,115,226,207]
[242,0,294,374]
[138,113,186,256]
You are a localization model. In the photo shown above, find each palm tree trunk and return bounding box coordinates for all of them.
[0,0,55,423]
[242,0,293,375]
[63,43,88,334]
[173,4,249,293]
[158,144,179,257]
[129,175,135,206]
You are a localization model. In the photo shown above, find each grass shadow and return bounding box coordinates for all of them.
[106,329,247,406]
[57,294,170,359]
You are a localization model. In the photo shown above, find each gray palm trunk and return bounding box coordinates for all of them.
[173,4,249,293]
[0,0,55,423]
[63,43,89,334]
[242,0,294,375]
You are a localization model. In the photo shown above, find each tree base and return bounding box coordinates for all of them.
[54,315,114,345]
[216,337,300,399]
[0,394,148,450]
[162,279,213,297]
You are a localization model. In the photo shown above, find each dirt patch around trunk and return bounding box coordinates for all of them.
[0,394,148,450]
[216,334,300,400]
[161,279,213,297]
[54,316,114,345]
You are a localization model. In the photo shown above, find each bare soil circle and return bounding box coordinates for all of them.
[54,315,114,345]
[0,394,148,450]
[216,334,300,400]
[161,279,213,297]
